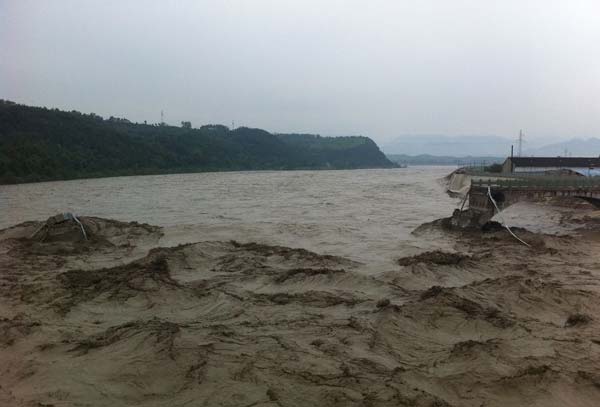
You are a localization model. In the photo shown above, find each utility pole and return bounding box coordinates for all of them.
[161,110,164,126]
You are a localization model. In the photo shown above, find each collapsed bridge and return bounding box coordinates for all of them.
[467,176,600,225]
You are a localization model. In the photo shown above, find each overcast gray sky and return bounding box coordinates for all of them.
[1,0,599,144]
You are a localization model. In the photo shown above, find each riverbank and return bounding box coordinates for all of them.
[2,202,600,406]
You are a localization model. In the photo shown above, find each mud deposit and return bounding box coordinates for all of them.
[1,211,600,407]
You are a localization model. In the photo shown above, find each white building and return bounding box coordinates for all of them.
[502,157,600,176]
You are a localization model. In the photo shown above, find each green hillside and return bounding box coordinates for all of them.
[0,100,395,184]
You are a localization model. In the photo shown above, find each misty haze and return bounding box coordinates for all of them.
[2,1,600,407]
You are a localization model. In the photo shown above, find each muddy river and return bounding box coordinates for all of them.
[2,167,600,407]
[1,167,460,270]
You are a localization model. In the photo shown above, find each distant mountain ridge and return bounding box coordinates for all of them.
[0,100,395,184]
[524,138,600,157]
[381,135,512,156]
[382,134,600,158]
[386,154,504,166]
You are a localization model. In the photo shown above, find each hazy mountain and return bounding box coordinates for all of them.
[524,138,600,157]
[381,135,513,157]
[382,134,600,158]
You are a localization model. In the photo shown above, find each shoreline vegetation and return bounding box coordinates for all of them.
[0,100,396,185]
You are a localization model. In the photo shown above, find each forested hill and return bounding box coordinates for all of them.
[0,100,395,184]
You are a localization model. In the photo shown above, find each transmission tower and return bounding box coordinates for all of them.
[517,130,524,157]
[161,110,164,125]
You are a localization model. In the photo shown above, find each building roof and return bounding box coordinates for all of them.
[507,157,600,168]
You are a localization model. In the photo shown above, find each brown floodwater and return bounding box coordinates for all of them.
[1,167,460,270]
[3,167,600,407]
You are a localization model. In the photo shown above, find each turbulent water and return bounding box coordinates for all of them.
[3,167,600,407]
[1,167,459,269]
